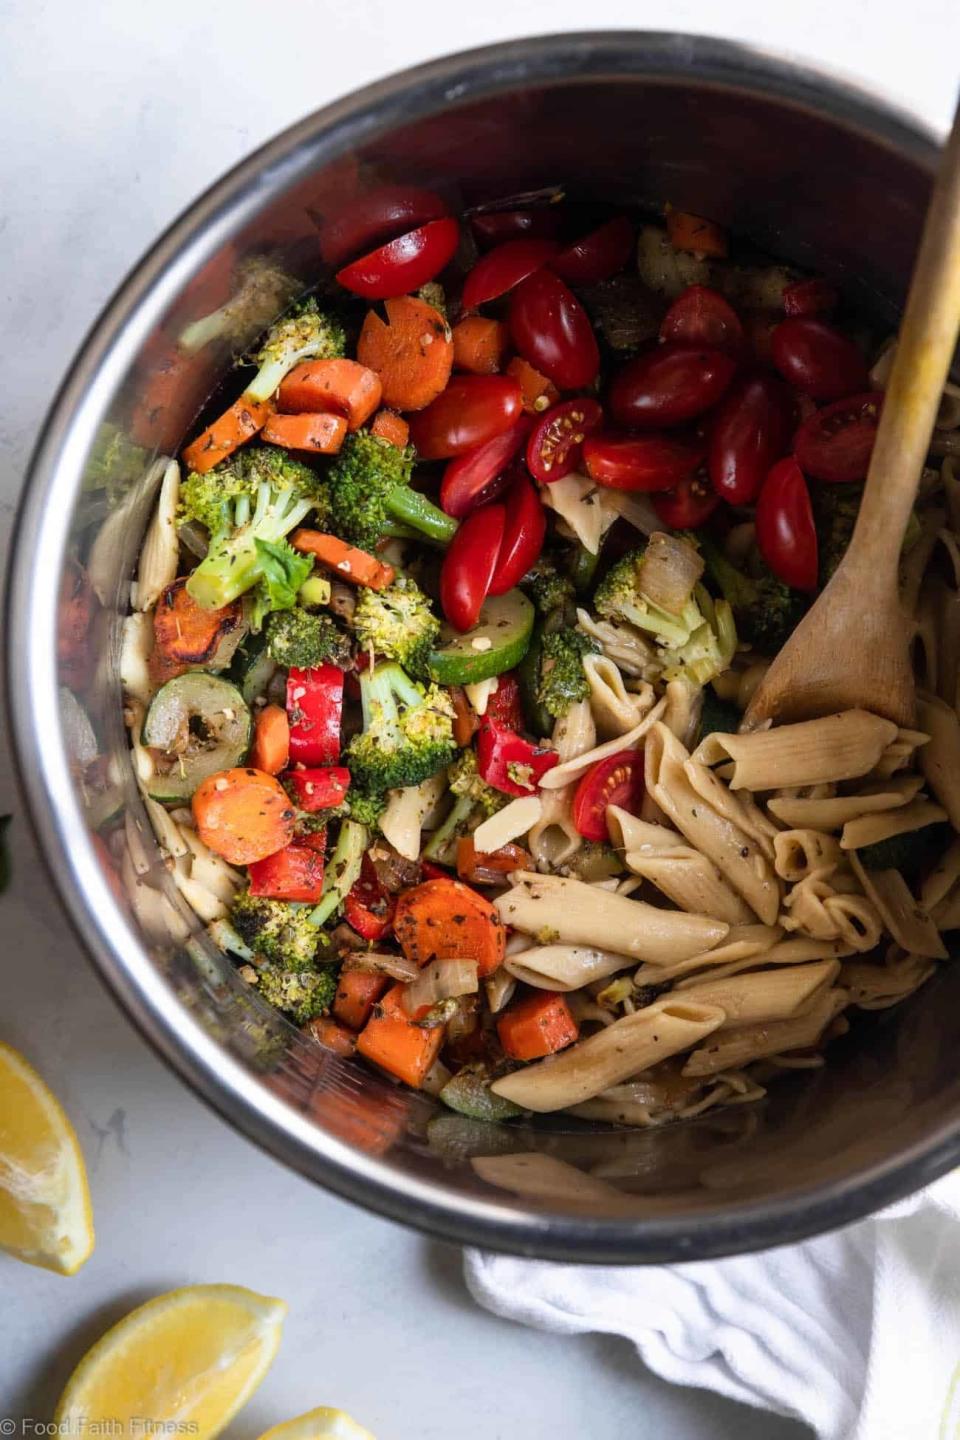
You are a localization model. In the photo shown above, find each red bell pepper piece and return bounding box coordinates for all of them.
[343,853,396,941]
[476,718,559,796]
[248,832,327,902]
[485,671,524,731]
[284,766,351,812]
[286,665,343,765]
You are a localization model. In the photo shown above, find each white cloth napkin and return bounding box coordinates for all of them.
[465,1171,960,1440]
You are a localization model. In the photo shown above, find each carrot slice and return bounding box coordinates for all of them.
[278,359,382,431]
[150,577,242,683]
[334,969,389,1031]
[291,529,395,589]
[192,767,295,865]
[249,703,290,775]
[261,411,347,454]
[665,205,728,258]
[450,685,480,747]
[357,295,453,412]
[456,837,531,886]
[356,983,446,1088]
[506,356,560,414]
[497,991,579,1061]
[452,316,509,375]
[369,409,410,448]
[181,395,273,473]
[303,1016,357,1057]
[393,877,505,978]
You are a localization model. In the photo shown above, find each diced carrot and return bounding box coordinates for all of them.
[356,295,453,412]
[334,969,389,1031]
[450,686,480,747]
[291,529,395,589]
[192,767,295,865]
[665,205,728,259]
[311,1081,409,1155]
[356,983,446,1088]
[370,409,410,448]
[393,877,505,978]
[303,1016,357,1057]
[181,395,273,473]
[150,577,242,682]
[261,411,347,454]
[506,355,560,414]
[278,359,382,431]
[452,316,509,375]
[456,837,531,886]
[497,990,579,1061]
[249,703,290,775]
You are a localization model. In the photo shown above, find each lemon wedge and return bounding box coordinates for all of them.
[257,1409,376,1440]
[0,1040,94,1274]
[55,1284,286,1437]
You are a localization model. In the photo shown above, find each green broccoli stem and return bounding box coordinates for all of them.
[359,662,422,730]
[207,917,255,961]
[385,486,458,545]
[422,793,476,864]
[310,821,368,926]
[187,533,263,609]
[570,544,599,595]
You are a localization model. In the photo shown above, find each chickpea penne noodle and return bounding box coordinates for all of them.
[918,693,960,829]
[842,952,936,1010]
[772,829,844,881]
[682,988,848,1077]
[767,775,925,829]
[840,798,948,851]
[850,856,947,959]
[505,944,634,991]
[582,653,654,738]
[491,998,727,1111]
[633,925,785,986]
[693,711,899,791]
[473,795,542,853]
[538,697,668,789]
[679,958,840,1029]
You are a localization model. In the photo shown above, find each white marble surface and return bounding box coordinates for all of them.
[1,0,958,1432]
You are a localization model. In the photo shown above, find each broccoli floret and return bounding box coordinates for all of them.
[352,574,440,678]
[178,256,301,356]
[346,661,456,792]
[265,607,353,668]
[230,892,322,969]
[595,548,736,685]
[811,484,861,587]
[857,822,950,886]
[344,785,388,830]
[328,430,457,552]
[244,297,346,404]
[698,689,742,741]
[256,963,338,1023]
[182,446,326,618]
[417,281,447,317]
[422,749,507,864]
[701,537,808,657]
[521,553,576,621]
[537,628,599,719]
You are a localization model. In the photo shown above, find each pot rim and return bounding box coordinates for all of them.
[6,31,952,1262]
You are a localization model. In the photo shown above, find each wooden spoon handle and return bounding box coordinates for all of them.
[849,95,960,575]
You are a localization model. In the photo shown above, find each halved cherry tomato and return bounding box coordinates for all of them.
[525,397,603,483]
[470,207,564,247]
[707,373,793,505]
[782,278,838,318]
[551,216,634,285]
[572,749,645,842]
[771,318,868,401]
[344,853,396,942]
[583,432,704,492]
[462,239,560,312]
[756,458,818,591]
[660,285,743,354]
[486,671,524,730]
[488,475,546,595]
[335,217,460,299]
[318,185,447,267]
[652,470,721,529]
[409,375,523,460]
[793,391,883,484]
[439,503,505,631]
[440,415,531,517]
[609,344,737,430]
[509,269,600,390]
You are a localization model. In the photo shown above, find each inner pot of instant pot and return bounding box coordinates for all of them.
[10,33,957,1262]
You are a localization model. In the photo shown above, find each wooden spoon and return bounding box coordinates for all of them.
[742,99,960,732]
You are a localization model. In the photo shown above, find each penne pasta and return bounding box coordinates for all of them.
[645,723,781,925]
[494,873,729,963]
[921,836,960,910]
[527,701,596,869]
[682,987,848,1077]
[917,693,960,829]
[840,798,948,851]
[633,924,786,986]
[539,698,668,790]
[781,864,883,952]
[576,607,658,678]
[767,775,925,830]
[491,997,727,1111]
[693,710,899,791]
[679,958,840,1029]
[582,653,654,738]
[473,795,542,853]
[850,856,947,959]
[842,951,936,1010]
[662,677,702,748]
[505,944,634,991]
[773,829,843,881]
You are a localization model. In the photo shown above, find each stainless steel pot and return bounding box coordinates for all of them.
[8,32,957,1262]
